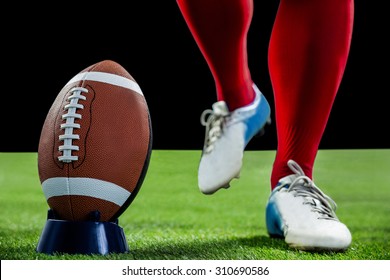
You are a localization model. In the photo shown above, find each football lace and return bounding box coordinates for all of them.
[58,87,88,163]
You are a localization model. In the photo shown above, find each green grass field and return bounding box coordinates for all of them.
[0,149,389,260]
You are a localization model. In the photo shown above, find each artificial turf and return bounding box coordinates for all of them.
[0,149,389,260]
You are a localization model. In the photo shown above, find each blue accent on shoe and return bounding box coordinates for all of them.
[243,94,271,145]
[265,195,284,238]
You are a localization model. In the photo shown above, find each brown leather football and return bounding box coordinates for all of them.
[38,60,152,222]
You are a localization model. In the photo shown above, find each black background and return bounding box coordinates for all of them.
[3,1,388,152]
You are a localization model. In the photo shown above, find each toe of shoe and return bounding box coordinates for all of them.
[198,172,234,194]
[285,222,352,251]
[198,156,242,194]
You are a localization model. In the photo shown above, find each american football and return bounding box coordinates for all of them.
[37,60,152,222]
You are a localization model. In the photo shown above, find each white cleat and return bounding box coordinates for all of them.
[266,159,352,251]
[198,84,271,194]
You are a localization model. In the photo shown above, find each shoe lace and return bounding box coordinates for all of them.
[286,160,338,221]
[200,101,230,154]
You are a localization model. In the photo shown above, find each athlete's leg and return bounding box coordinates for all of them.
[176,0,271,194]
[266,0,354,251]
[268,0,354,188]
[176,0,255,110]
